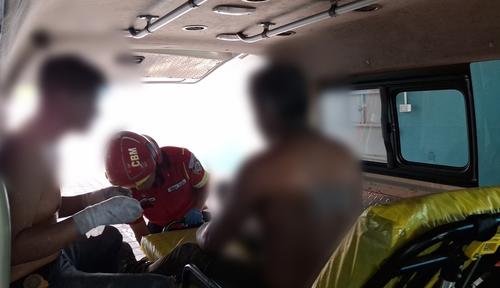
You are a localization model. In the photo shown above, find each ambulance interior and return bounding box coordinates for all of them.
[1,0,500,287]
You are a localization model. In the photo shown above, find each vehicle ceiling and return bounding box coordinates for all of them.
[1,0,500,85]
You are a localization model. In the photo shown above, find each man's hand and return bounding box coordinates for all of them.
[184,208,204,227]
[96,186,132,200]
[73,196,143,234]
[84,186,132,206]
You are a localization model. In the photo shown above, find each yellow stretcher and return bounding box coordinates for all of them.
[313,186,500,288]
[140,187,500,288]
[141,228,198,262]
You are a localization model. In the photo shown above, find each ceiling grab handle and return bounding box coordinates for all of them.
[128,0,209,39]
[237,0,378,44]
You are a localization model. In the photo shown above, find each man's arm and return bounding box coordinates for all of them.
[196,162,255,251]
[129,217,150,243]
[192,184,208,210]
[59,187,131,218]
[184,183,209,226]
[9,172,141,265]
[12,196,142,265]
[4,141,140,266]
[184,150,209,211]
[11,218,80,265]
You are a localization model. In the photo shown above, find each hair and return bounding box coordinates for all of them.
[38,55,106,97]
[250,63,309,124]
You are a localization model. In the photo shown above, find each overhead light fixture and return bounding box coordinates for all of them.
[138,51,235,84]
[213,5,256,16]
[242,0,270,3]
[276,31,296,37]
[355,4,382,12]
[182,25,208,31]
[116,54,145,65]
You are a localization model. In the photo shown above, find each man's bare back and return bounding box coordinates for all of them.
[198,131,361,287]
[197,64,362,287]
[244,131,361,287]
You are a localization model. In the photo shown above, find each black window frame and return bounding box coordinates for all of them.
[321,65,478,187]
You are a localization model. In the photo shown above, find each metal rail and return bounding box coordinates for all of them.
[128,0,208,39]
[236,0,378,43]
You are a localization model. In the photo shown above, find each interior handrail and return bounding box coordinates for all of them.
[236,0,379,43]
[128,0,209,39]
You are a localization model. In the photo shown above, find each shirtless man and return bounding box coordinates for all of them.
[196,64,362,287]
[0,55,173,287]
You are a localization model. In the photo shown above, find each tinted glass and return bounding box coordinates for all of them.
[319,89,387,163]
[396,89,469,167]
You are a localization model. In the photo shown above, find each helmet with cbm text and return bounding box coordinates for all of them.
[105,131,162,188]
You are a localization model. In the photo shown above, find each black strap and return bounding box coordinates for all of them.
[469,214,498,242]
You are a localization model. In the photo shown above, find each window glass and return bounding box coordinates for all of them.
[319,89,387,163]
[396,89,469,167]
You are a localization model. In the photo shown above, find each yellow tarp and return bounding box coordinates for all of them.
[312,187,500,288]
[141,228,198,262]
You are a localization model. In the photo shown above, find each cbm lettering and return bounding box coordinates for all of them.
[128,147,141,167]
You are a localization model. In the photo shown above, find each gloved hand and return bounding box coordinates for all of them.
[73,196,143,234]
[183,208,204,227]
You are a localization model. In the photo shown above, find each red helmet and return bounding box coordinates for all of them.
[105,131,162,188]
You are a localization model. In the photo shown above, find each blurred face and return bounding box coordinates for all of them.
[51,89,99,131]
[252,96,281,143]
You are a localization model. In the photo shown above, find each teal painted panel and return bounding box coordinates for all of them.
[396,90,469,167]
[471,60,500,186]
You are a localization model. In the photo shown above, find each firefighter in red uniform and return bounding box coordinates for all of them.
[105,131,209,242]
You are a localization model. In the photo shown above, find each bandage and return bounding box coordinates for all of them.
[73,196,143,234]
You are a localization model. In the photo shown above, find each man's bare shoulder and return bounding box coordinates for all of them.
[278,131,360,183]
[0,136,23,173]
[297,129,340,148]
[237,151,269,180]
[233,149,282,196]
[242,143,293,173]
[236,144,308,197]
[0,134,51,203]
[0,134,38,176]
[278,131,351,162]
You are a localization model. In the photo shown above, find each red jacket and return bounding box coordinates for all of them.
[131,147,208,226]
